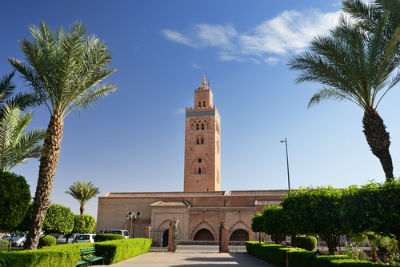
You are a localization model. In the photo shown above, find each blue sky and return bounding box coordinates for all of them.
[1,0,399,218]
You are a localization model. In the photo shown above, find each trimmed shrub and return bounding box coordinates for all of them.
[245,242,388,267]
[0,239,151,267]
[292,236,317,251]
[0,240,8,251]
[94,238,152,264]
[43,204,74,235]
[73,214,95,234]
[0,172,30,232]
[39,235,56,247]
[94,234,125,242]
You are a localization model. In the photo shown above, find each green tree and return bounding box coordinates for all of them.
[282,187,344,254]
[0,105,45,171]
[288,12,400,181]
[73,214,95,234]
[42,204,74,236]
[65,181,100,215]
[9,21,116,249]
[342,180,400,251]
[0,172,30,232]
[262,206,288,244]
[251,212,264,243]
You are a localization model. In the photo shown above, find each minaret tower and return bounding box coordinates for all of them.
[184,75,221,192]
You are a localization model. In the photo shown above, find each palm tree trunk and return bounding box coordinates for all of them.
[362,110,394,182]
[25,112,64,249]
[80,205,84,215]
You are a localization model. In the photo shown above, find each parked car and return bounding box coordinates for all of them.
[96,229,129,238]
[10,233,26,247]
[73,234,96,243]
[57,233,81,244]
[1,234,11,240]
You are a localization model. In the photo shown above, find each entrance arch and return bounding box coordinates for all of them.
[230,229,249,241]
[193,228,215,240]
[162,229,169,247]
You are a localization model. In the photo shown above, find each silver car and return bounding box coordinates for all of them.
[73,234,96,243]
[10,233,26,247]
[56,233,81,244]
[97,229,129,239]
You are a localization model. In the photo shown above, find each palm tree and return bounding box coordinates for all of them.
[9,21,116,249]
[65,181,100,215]
[0,72,40,116]
[288,14,400,181]
[0,105,45,171]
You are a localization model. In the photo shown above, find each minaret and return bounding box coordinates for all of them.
[184,75,221,192]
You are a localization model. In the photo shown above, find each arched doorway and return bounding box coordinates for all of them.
[193,228,214,240]
[162,229,169,247]
[230,229,249,241]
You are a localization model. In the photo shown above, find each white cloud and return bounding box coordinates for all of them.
[191,63,201,69]
[162,8,342,64]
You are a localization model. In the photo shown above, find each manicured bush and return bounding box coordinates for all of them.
[0,239,152,267]
[262,206,289,239]
[43,204,74,235]
[39,235,56,247]
[94,233,125,242]
[251,212,264,233]
[0,172,30,232]
[292,236,317,251]
[245,242,388,267]
[73,214,95,234]
[0,240,8,251]
[94,238,152,264]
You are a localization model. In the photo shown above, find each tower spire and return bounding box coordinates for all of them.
[202,75,207,86]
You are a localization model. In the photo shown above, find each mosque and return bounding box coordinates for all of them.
[96,76,287,244]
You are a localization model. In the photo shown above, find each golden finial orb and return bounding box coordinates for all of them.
[202,75,207,86]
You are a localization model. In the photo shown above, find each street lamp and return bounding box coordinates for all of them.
[280,138,291,191]
[126,211,141,238]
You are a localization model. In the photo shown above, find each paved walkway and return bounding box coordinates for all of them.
[103,245,271,267]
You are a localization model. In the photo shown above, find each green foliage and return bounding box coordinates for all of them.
[0,239,151,267]
[94,234,125,242]
[0,172,30,232]
[38,235,56,248]
[292,236,317,251]
[342,180,400,248]
[94,238,152,264]
[246,242,389,267]
[262,206,288,237]
[0,240,8,251]
[73,214,95,234]
[251,212,264,233]
[0,105,45,172]
[282,186,344,254]
[65,181,100,214]
[42,204,74,235]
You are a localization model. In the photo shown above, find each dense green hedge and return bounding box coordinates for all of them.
[246,242,388,267]
[292,236,317,251]
[95,238,152,264]
[39,235,56,247]
[94,233,125,242]
[0,238,151,267]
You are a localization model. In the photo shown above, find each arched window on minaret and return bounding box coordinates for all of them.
[201,137,204,144]
[196,124,199,130]
[198,167,202,174]
[198,101,201,107]
[198,158,202,163]
[196,138,199,144]
[201,124,205,130]
[203,101,206,107]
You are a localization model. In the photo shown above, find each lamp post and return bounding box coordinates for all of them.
[126,211,141,238]
[280,138,291,191]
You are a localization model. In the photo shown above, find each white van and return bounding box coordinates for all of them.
[96,229,129,238]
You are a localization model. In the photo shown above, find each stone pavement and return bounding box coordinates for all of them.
[101,245,272,267]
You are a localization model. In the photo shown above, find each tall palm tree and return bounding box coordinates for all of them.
[9,21,116,249]
[65,181,100,215]
[288,14,400,181]
[0,105,45,171]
